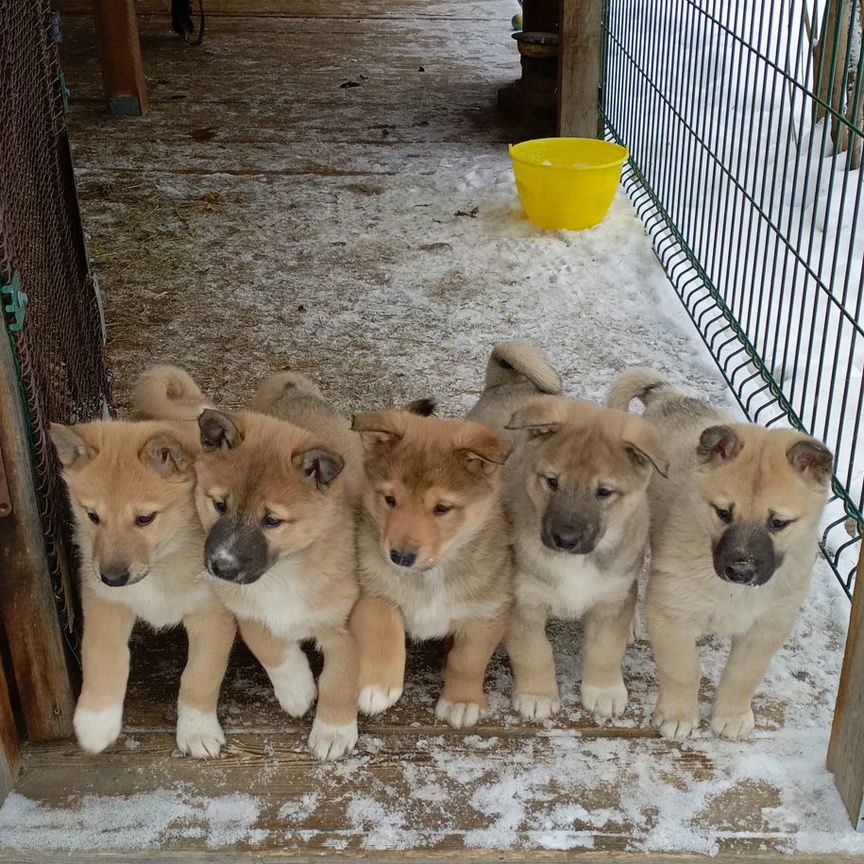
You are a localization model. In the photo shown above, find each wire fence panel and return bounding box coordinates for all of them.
[602,0,864,598]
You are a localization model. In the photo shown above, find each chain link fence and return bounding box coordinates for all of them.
[0,0,112,654]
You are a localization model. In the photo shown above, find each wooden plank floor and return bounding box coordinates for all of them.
[1,0,859,860]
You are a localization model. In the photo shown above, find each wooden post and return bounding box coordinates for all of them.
[0,660,21,802]
[0,323,76,741]
[93,0,149,117]
[828,546,864,831]
[557,0,603,138]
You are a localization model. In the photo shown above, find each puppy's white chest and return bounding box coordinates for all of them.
[519,552,627,620]
[104,571,210,629]
[402,576,469,639]
[216,564,315,641]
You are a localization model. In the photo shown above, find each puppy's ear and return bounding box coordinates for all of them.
[403,397,436,417]
[50,423,94,469]
[697,425,743,465]
[351,411,404,454]
[460,424,512,477]
[140,434,192,478]
[198,409,241,452]
[622,416,669,478]
[293,447,345,488]
[505,398,564,440]
[787,437,833,487]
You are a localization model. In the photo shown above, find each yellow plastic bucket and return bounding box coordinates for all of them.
[509,138,629,231]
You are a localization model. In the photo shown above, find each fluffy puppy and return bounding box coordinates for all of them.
[133,367,362,760]
[469,342,667,720]
[50,419,236,758]
[349,410,512,728]
[608,368,833,740]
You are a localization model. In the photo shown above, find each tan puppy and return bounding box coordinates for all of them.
[349,410,512,728]
[608,368,833,741]
[134,367,362,760]
[49,419,236,758]
[469,342,667,720]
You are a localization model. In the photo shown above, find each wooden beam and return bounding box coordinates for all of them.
[0,323,76,741]
[93,0,149,117]
[557,0,603,138]
[827,546,864,831]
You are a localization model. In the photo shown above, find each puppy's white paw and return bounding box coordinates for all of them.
[308,718,358,761]
[176,704,225,758]
[358,684,402,715]
[266,648,317,717]
[74,703,123,754]
[512,692,560,720]
[711,706,755,741]
[581,680,628,718]
[652,701,699,741]
[435,698,485,729]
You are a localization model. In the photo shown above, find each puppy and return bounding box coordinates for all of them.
[50,419,236,758]
[469,342,667,720]
[134,367,362,760]
[608,368,833,740]
[349,410,513,728]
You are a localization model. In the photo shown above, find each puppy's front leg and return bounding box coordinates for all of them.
[647,598,702,741]
[581,582,637,719]
[506,600,559,720]
[310,626,359,761]
[75,589,136,754]
[349,592,407,715]
[437,617,506,729]
[711,616,794,740]
[239,618,316,717]
[177,602,236,758]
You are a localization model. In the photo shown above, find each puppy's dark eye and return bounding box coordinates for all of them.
[433,503,452,516]
[135,513,156,527]
[212,498,227,514]
[544,476,558,491]
[384,494,397,508]
[714,506,733,524]
[769,517,790,532]
[86,511,100,525]
[596,487,613,499]
[262,515,282,529]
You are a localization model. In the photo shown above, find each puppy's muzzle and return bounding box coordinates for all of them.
[99,565,131,587]
[713,523,778,587]
[541,518,598,555]
[389,548,418,569]
[205,516,271,584]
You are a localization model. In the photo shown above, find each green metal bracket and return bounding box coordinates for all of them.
[1,272,29,333]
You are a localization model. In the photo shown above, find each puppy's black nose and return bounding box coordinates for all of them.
[724,562,757,584]
[389,548,417,568]
[207,555,241,582]
[100,566,130,587]
[551,526,594,554]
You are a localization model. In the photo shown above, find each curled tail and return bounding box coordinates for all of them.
[606,367,670,411]
[484,341,561,394]
[131,365,210,421]
[253,370,326,413]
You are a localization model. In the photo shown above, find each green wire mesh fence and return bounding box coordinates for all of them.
[602,0,864,598]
